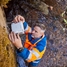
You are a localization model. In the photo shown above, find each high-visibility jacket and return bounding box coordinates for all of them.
[17,22,47,66]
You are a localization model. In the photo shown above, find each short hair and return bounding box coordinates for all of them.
[33,23,46,32]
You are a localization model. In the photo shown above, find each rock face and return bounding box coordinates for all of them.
[4,0,67,67]
[0,7,16,67]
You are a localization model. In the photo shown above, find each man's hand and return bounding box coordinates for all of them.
[9,32,23,49]
[12,15,25,23]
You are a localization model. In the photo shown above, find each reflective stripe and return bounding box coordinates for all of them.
[26,50,40,60]
[44,46,46,51]
[26,50,32,60]
[26,50,40,62]
[31,50,40,58]
[32,60,39,63]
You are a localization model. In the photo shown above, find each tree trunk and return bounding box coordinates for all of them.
[0,6,17,67]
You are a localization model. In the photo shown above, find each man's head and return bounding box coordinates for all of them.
[31,23,46,38]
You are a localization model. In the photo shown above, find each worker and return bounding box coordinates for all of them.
[9,15,47,67]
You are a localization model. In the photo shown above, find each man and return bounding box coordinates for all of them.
[9,15,47,67]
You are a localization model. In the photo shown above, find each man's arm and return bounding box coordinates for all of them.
[12,15,32,34]
[17,41,47,62]
[23,21,31,34]
[9,32,47,62]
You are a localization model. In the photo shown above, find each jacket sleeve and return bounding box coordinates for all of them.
[23,22,31,34]
[17,43,46,62]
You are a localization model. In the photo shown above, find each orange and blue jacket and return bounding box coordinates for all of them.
[17,22,47,66]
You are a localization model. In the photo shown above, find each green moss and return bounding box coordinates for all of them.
[0,26,16,67]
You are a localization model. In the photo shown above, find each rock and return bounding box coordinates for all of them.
[38,2,49,15]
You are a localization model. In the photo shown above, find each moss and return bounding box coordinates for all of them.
[0,26,10,46]
[0,0,10,7]
[0,26,16,67]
